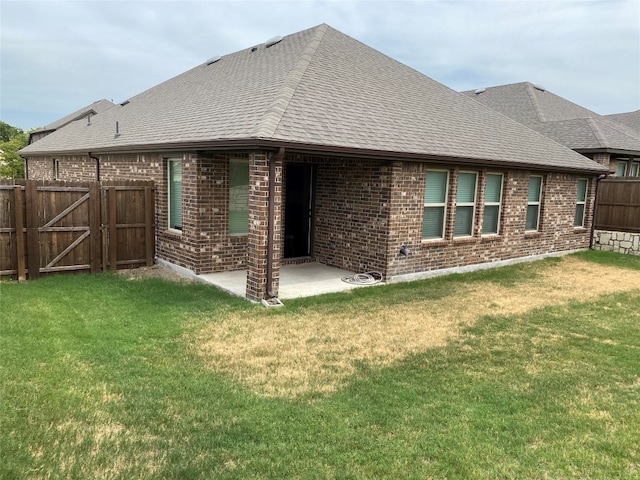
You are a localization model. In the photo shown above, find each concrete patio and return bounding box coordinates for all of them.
[198,262,379,300]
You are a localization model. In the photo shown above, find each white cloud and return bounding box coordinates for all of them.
[1,0,638,130]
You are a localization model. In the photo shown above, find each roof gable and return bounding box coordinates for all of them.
[21,26,606,173]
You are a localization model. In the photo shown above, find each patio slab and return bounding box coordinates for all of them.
[198,263,377,300]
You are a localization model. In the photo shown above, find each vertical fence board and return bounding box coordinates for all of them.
[26,180,40,279]
[14,186,26,281]
[145,186,154,267]
[108,187,118,272]
[89,182,101,273]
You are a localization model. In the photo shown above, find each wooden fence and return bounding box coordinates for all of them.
[594,178,640,234]
[0,179,155,281]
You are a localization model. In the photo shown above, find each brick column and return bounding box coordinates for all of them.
[592,152,610,168]
[245,151,282,301]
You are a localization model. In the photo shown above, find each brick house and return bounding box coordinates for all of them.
[463,83,640,177]
[20,24,609,301]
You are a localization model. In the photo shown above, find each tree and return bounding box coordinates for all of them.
[0,122,28,179]
[0,121,23,142]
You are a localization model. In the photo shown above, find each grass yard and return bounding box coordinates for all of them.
[1,250,639,479]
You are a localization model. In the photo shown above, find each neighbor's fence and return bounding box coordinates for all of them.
[593,178,640,255]
[0,179,155,281]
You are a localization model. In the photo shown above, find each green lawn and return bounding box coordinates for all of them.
[1,251,639,479]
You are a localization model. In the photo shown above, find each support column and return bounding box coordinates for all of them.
[245,151,283,301]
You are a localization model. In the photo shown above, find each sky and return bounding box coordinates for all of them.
[1,0,639,131]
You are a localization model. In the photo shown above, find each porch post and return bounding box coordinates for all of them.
[245,151,283,301]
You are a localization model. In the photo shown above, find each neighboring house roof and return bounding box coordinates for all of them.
[28,99,116,144]
[462,82,640,156]
[604,110,640,133]
[32,99,116,133]
[21,24,606,173]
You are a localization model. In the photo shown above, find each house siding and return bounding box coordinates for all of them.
[26,152,596,299]
[385,163,595,278]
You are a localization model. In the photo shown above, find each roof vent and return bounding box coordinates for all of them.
[251,46,258,52]
[533,84,546,92]
[474,88,486,94]
[264,35,282,48]
[120,100,130,106]
[206,55,221,65]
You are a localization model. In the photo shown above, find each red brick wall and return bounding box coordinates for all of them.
[385,163,595,279]
[26,152,597,296]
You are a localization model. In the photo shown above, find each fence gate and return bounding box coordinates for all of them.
[0,179,155,281]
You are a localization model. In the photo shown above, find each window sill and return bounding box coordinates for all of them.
[167,228,183,236]
[421,239,449,247]
[573,227,588,233]
[524,231,542,238]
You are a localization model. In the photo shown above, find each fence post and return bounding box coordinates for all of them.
[25,180,40,279]
[14,185,26,282]
[89,182,102,273]
[145,185,154,267]
[108,187,118,272]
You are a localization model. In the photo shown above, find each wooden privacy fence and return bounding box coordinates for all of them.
[594,178,640,234]
[0,179,155,281]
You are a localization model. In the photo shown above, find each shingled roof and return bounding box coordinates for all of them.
[21,24,606,173]
[463,82,640,156]
[604,110,640,133]
[31,99,116,134]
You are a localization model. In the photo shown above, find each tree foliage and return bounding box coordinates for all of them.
[0,121,28,179]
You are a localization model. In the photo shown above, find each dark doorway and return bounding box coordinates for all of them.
[284,164,314,258]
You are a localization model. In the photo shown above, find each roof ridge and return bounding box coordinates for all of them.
[253,24,329,138]
[525,82,546,122]
[585,117,608,148]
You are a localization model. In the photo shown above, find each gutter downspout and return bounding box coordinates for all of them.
[266,147,285,299]
[590,173,608,249]
[89,152,100,181]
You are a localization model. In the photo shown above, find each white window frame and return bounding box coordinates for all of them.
[453,171,478,238]
[482,173,503,236]
[616,160,628,177]
[422,169,450,240]
[574,178,588,228]
[631,161,640,177]
[167,158,183,233]
[228,158,249,236]
[53,159,60,180]
[526,175,543,232]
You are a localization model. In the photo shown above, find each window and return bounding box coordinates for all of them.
[631,161,640,177]
[574,178,588,228]
[53,159,60,180]
[616,160,628,176]
[422,170,449,240]
[453,172,478,237]
[229,159,249,236]
[482,173,503,235]
[526,175,543,231]
[168,159,182,231]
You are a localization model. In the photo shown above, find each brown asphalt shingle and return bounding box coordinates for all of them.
[462,82,640,154]
[21,25,606,173]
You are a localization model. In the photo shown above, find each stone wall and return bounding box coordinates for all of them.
[592,230,640,255]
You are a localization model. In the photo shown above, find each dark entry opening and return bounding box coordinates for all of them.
[284,164,314,258]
